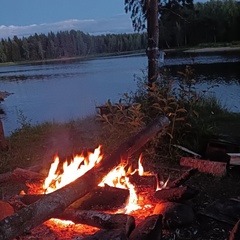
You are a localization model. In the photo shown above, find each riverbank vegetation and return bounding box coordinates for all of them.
[0,0,240,64]
[1,65,240,174]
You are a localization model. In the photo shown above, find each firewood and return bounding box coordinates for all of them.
[129,172,157,190]
[17,185,129,211]
[0,165,44,184]
[129,214,162,240]
[0,116,170,240]
[167,168,197,188]
[12,168,45,182]
[180,157,227,177]
[154,186,198,203]
[72,185,129,211]
[55,209,135,236]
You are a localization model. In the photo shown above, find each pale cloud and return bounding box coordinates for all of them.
[0,14,134,39]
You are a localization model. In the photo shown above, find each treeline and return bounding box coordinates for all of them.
[1,0,240,63]
[0,31,147,63]
[159,0,240,48]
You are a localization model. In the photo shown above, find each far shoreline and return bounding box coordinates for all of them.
[0,46,240,67]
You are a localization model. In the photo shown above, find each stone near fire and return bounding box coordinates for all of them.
[153,202,195,229]
[0,200,14,221]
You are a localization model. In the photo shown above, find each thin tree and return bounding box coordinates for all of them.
[125,0,159,85]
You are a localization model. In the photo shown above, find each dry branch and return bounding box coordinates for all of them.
[0,116,170,240]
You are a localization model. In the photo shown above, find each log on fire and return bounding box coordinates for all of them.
[0,116,170,240]
[17,185,129,211]
[129,172,157,190]
[72,185,129,211]
[55,209,135,236]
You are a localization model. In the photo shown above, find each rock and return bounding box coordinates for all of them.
[153,202,195,229]
[0,200,14,221]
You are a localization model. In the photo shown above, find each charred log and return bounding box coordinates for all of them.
[55,209,135,236]
[0,116,170,240]
[71,185,129,211]
[129,214,162,240]
[129,172,157,190]
[167,168,197,188]
[154,186,198,203]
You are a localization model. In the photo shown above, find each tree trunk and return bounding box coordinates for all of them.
[0,116,170,240]
[146,0,159,86]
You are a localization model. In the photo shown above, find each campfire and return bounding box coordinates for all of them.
[0,116,201,240]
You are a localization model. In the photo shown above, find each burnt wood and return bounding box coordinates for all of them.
[72,185,129,211]
[0,116,170,240]
[167,168,197,188]
[154,186,198,203]
[0,168,45,184]
[18,185,129,211]
[129,172,157,190]
[55,209,135,236]
[129,214,162,240]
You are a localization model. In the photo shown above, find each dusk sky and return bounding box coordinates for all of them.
[0,0,134,39]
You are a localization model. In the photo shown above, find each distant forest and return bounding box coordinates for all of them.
[0,0,240,63]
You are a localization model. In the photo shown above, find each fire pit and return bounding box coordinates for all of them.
[1,116,180,239]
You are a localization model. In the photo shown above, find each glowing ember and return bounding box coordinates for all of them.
[43,146,103,193]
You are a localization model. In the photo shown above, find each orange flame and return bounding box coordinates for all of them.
[99,161,140,213]
[43,146,103,194]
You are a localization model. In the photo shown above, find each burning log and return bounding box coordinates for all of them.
[18,185,129,211]
[55,209,135,236]
[154,186,198,203]
[129,214,162,240]
[167,168,197,188]
[129,172,157,190]
[72,185,129,211]
[0,116,170,240]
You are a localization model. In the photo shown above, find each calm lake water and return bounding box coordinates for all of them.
[0,52,240,135]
